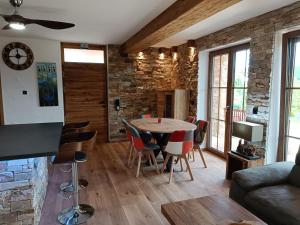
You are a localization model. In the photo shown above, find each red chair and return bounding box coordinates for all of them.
[122,119,134,167]
[191,120,208,167]
[127,125,160,177]
[141,114,152,119]
[161,130,194,183]
[185,116,196,124]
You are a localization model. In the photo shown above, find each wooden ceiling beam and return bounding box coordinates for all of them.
[121,0,240,54]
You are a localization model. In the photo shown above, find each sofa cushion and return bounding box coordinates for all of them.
[289,165,300,188]
[232,162,294,192]
[245,184,300,225]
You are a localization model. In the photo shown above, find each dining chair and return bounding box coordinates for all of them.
[121,119,134,167]
[161,130,194,183]
[185,116,196,124]
[141,114,152,118]
[127,125,160,177]
[191,120,208,167]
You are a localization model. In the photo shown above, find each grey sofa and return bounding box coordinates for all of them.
[230,150,300,225]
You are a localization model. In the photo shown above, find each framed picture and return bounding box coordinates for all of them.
[36,62,58,106]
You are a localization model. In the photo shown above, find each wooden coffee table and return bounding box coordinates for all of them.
[161,195,267,225]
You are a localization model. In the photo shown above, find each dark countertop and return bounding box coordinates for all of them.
[0,122,63,161]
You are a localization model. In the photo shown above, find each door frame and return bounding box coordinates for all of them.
[206,43,250,158]
[60,42,108,142]
[278,30,300,161]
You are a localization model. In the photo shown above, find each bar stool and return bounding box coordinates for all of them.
[62,121,90,136]
[59,131,97,196]
[53,150,94,224]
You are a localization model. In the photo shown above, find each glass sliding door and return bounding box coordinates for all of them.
[208,44,250,157]
[280,32,300,162]
[231,49,250,150]
[209,53,229,154]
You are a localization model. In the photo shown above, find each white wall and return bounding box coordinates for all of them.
[0,36,64,124]
[197,51,209,148]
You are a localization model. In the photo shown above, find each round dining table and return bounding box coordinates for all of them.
[130,118,197,134]
[130,118,197,171]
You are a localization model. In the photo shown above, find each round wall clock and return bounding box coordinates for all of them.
[2,42,34,70]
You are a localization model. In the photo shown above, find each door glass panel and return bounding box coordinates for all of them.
[212,56,221,87]
[293,42,300,88]
[210,119,218,149]
[209,54,229,153]
[288,89,300,138]
[219,88,227,121]
[211,88,219,119]
[218,121,226,151]
[286,41,300,161]
[286,137,300,161]
[220,55,229,87]
[231,49,250,150]
[234,50,249,88]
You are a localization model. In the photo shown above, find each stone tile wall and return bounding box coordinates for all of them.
[173,1,300,157]
[108,46,176,141]
[107,2,300,148]
[0,158,48,225]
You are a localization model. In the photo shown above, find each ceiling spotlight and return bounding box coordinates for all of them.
[9,22,25,30]
[171,46,178,60]
[159,48,165,60]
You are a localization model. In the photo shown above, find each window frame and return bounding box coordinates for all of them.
[278,30,300,161]
[61,43,106,64]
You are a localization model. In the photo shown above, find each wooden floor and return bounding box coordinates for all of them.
[39,142,230,225]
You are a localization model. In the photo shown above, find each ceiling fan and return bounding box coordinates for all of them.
[0,0,75,30]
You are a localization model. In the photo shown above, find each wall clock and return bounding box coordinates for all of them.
[2,42,34,70]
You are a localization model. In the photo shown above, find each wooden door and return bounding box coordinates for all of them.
[61,43,107,142]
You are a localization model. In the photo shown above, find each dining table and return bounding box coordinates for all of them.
[130,118,197,171]
[130,118,197,134]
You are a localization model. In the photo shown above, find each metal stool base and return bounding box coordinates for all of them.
[60,179,88,193]
[57,204,94,225]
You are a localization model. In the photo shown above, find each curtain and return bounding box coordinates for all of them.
[277,37,300,161]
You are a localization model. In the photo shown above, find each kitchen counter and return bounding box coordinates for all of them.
[0,122,63,225]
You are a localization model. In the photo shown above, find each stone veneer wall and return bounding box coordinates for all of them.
[108,46,176,141]
[107,2,300,147]
[173,1,300,157]
[0,157,48,225]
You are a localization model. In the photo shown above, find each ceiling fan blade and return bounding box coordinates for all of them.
[0,14,13,22]
[2,24,11,30]
[26,19,75,29]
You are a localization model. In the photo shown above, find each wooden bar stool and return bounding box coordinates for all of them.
[62,121,90,136]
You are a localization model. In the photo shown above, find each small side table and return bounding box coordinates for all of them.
[226,151,264,179]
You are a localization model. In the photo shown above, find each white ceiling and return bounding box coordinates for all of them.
[0,0,175,44]
[0,0,298,47]
[154,0,299,47]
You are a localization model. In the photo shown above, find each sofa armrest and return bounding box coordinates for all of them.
[232,161,294,192]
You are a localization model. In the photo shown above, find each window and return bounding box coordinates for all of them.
[279,30,300,162]
[63,48,104,64]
